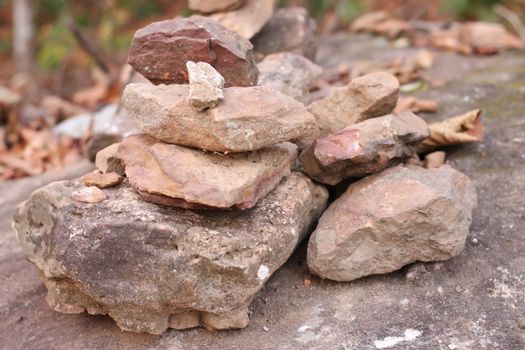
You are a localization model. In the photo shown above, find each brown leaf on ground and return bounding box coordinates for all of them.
[72,68,112,108]
[350,11,411,38]
[419,109,483,152]
[395,96,438,114]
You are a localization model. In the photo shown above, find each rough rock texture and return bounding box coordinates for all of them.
[210,0,276,39]
[119,135,297,209]
[70,186,106,203]
[81,171,123,189]
[13,173,328,334]
[122,83,317,152]
[299,112,429,185]
[307,72,400,137]
[188,0,244,14]
[252,7,317,60]
[95,143,125,176]
[187,61,225,111]
[128,16,258,87]
[308,165,478,281]
[257,52,322,101]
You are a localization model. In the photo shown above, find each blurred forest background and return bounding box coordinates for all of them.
[0,0,523,180]
[1,0,524,96]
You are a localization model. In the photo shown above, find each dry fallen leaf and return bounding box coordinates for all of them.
[303,277,311,288]
[419,109,484,152]
[395,96,438,114]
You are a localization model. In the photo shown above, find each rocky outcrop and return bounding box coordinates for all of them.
[252,7,317,60]
[128,16,258,87]
[299,112,429,185]
[119,135,297,209]
[122,83,317,153]
[307,165,477,281]
[13,173,328,334]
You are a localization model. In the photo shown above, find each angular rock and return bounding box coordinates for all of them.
[81,171,123,189]
[210,0,276,39]
[119,135,297,209]
[307,72,400,137]
[122,83,317,152]
[252,7,317,60]
[13,173,328,334]
[299,112,429,185]
[187,61,225,111]
[71,186,106,203]
[189,0,244,14]
[257,52,322,102]
[128,16,258,87]
[307,165,477,281]
[95,143,125,176]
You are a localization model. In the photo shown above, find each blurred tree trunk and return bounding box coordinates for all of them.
[12,0,34,75]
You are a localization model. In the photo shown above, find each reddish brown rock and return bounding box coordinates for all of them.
[119,135,297,209]
[128,16,258,87]
[81,171,123,189]
[210,0,276,39]
[299,112,429,185]
[252,7,317,60]
[122,83,317,153]
[307,72,400,138]
[307,165,477,281]
[189,0,244,14]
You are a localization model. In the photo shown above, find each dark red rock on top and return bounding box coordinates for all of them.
[128,16,258,87]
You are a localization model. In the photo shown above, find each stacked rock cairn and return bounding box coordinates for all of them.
[13,14,478,335]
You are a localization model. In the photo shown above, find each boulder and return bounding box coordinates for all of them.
[13,173,328,334]
[252,7,317,60]
[186,61,225,111]
[119,135,297,209]
[122,83,317,153]
[257,52,322,102]
[189,0,244,14]
[307,72,399,137]
[308,165,477,282]
[128,16,258,87]
[210,0,276,39]
[299,112,429,185]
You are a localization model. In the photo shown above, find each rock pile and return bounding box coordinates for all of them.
[13,13,479,335]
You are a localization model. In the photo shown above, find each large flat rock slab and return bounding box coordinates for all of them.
[12,173,328,334]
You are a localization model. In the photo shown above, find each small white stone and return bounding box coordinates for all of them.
[186,61,225,111]
[257,264,270,280]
